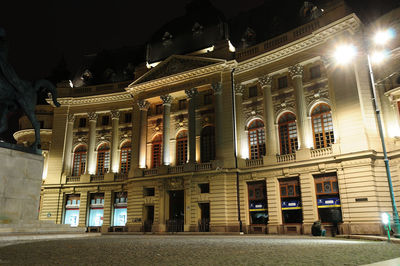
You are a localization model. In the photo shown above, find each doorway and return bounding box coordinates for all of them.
[167,190,184,232]
[198,203,210,232]
[143,205,154,232]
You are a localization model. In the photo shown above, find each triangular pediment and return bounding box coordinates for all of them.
[133,55,225,85]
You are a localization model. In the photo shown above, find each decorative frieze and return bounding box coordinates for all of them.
[185,88,199,98]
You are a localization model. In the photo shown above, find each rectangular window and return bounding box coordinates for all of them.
[113,192,127,226]
[125,113,132,123]
[155,104,163,115]
[248,181,268,225]
[278,76,288,89]
[310,65,321,79]
[88,193,104,227]
[102,116,109,126]
[249,86,258,98]
[279,178,302,224]
[64,194,80,227]
[79,118,86,128]
[179,99,187,110]
[204,93,212,105]
[144,187,155,197]
[199,183,210,193]
[314,173,342,224]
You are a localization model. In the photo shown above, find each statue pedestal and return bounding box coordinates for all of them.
[0,147,84,234]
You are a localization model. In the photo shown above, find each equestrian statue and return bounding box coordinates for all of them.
[0,28,60,150]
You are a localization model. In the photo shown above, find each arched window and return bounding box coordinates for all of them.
[176,131,188,165]
[248,119,266,160]
[72,145,87,176]
[152,135,162,168]
[201,126,215,163]
[120,141,131,174]
[278,113,298,155]
[96,143,110,175]
[311,104,334,149]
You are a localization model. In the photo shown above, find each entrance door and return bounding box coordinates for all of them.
[198,203,210,232]
[167,190,184,232]
[144,206,154,232]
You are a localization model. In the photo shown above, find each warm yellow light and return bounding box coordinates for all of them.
[374,29,395,46]
[228,40,236,52]
[370,50,388,64]
[334,44,357,65]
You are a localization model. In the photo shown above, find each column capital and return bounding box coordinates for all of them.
[160,95,173,105]
[110,110,120,119]
[67,114,75,123]
[258,75,272,87]
[185,88,198,99]
[289,64,304,79]
[234,83,245,95]
[212,82,222,95]
[87,112,98,121]
[321,56,332,69]
[137,99,150,111]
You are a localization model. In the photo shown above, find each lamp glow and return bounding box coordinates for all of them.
[382,212,390,225]
[370,50,388,64]
[334,45,357,65]
[374,29,395,46]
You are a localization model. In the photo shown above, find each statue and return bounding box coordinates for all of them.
[0,28,60,151]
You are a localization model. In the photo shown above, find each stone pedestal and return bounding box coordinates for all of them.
[0,147,85,234]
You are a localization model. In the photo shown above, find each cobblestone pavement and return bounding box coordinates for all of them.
[0,235,399,265]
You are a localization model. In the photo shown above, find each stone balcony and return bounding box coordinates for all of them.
[142,161,219,177]
[64,172,129,184]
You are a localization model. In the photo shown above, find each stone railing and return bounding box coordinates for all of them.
[66,176,80,183]
[310,146,333,158]
[194,162,213,171]
[245,158,264,167]
[114,173,128,181]
[276,153,296,163]
[168,165,184,174]
[143,169,158,176]
[90,175,104,182]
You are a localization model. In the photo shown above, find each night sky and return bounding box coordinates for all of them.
[0,0,399,143]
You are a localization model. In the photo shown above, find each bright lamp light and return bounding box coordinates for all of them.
[374,29,395,45]
[370,50,389,64]
[382,212,390,225]
[334,44,357,65]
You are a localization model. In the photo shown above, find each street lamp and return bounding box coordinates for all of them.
[334,29,400,238]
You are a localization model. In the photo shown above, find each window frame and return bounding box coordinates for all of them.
[200,126,216,163]
[278,113,298,155]
[248,119,266,160]
[176,131,188,165]
[96,143,110,175]
[151,135,162,168]
[278,76,288,89]
[311,103,334,149]
[72,145,87,176]
[120,142,131,174]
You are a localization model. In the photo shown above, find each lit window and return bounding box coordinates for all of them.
[152,135,162,168]
[312,104,334,149]
[201,126,215,163]
[314,173,342,223]
[113,192,127,226]
[176,131,188,165]
[72,145,87,176]
[248,120,266,160]
[278,113,298,155]
[120,142,131,174]
[96,143,110,175]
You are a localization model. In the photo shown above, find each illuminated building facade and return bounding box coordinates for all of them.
[14,0,400,235]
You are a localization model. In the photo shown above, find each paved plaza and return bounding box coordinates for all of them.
[0,235,399,265]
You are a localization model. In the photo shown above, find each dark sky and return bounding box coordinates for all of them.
[0,0,399,81]
[0,0,265,81]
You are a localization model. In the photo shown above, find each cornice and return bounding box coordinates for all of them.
[13,129,52,140]
[48,91,132,107]
[235,14,361,74]
[126,61,237,96]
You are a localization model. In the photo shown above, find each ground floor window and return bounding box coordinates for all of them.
[280,178,303,224]
[113,192,127,226]
[248,181,268,225]
[64,194,80,227]
[88,193,104,227]
[314,173,342,223]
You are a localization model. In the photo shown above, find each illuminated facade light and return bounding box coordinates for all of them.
[374,29,395,45]
[334,45,357,65]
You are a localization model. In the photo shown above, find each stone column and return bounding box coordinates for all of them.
[102,190,112,231]
[212,82,223,161]
[130,99,140,175]
[138,100,149,168]
[110,110,120,173]
[259,75,278,156]
[289,64,310,149]
[86,112,98,174]
[78,191,88,227]
[161,95,173,165]
[234,84,246,158]
[185,88,198,163]
[63,114,75,175]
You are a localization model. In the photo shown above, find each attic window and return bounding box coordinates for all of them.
[162,32,173,47]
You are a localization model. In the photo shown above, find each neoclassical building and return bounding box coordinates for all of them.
[15,0,400,235]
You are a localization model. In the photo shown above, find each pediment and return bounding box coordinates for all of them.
[133,55,225,85]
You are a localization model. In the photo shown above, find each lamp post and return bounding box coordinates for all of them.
[334,28,400,238]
